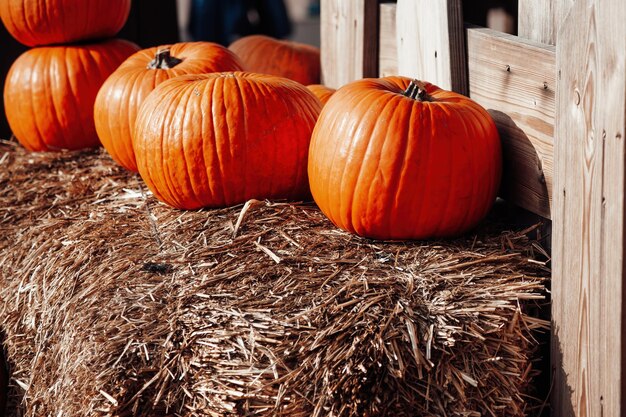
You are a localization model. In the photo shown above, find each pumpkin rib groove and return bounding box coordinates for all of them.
[290,90,316,199]
[198,80,213,205]
[321,91,361,228]
[48,51,69,150]
[30,53,50,149]
[232,75,249,201]
[434,104,458,237]
[156,84,185,207]
[212,77,230,206]
[359,93,401,236]
[389,97,414,236]
[343,89,385,233]
[312,101,343,222]
[68,47,93,147]
[179,83,204,208]
[121,70,146,167]
[68,47,93,148]
[409,100,432,238]
[269,80,300,199]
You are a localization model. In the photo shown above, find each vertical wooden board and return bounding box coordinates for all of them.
[552,0,626,416]
[396,0,467,95]
[518,0,575,45]
[467,28,555,219]
[378,3,397,77]
[320,0,379,89]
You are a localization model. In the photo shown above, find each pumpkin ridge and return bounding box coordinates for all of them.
[433,104,458,237]
[314,100,344,216]
[409,98,433,237]
[72,46,100,147]
[231,75,249,201]
[121,70,148,168]
[362,92,405,237]
[152,82,186,208]
[43,49,69,149]
[293,85,321,198]
[17,1,32,45]
[178,82,205,208]
[48,49,71,150]
[345,89,386,234]
[29,51,50,150]
[215,76,233,206]
[387,95,415,236]
[269,81,296,198]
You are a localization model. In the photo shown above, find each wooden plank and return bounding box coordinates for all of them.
[320,0,379,88]
[518,0,574,45]
[378,3,397,77]
[467,27,555,219]
[396,0,467,95]
[552,0,626,416]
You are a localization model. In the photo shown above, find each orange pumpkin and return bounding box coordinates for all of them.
[229,35,320,85]
[4,39,139,151]
[0,0,131,47]
[133,72,321,209]
[306,84,336,106]
[308,77,502,240]
[94,42,243,172]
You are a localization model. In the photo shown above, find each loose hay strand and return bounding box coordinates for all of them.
[0,142,549,417]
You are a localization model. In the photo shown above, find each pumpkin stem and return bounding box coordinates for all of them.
[147,48,183,69]
[403,79,433,102]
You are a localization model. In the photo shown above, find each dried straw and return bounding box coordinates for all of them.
[0,139,549,417]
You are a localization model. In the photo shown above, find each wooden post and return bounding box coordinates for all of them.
[518,0,574,45]
[320,0,379,88]
[378,3,397,77]
[553,0,626,416]
[396,0,466,95]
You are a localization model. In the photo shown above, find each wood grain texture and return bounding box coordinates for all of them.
[467,28,555,218]
[518,0,575,45]
[396,0,467,95]
[378,3,397,77]
[320,0,379,88]
[552,0,626,416]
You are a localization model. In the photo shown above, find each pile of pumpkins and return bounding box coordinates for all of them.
[1,0,501,241]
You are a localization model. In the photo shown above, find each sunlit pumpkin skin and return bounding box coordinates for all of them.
[0,0,131,47]
[4,39,139,151]
[229,35,320,86]
[94,42,244,172]
[306,84,336,106]
[134,72,321,209]
[308,77,502,240]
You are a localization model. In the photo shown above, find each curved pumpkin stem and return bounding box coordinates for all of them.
[403,79,433,102]
[147,48,183,69]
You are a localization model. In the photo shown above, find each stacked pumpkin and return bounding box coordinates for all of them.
[1,0,139,151]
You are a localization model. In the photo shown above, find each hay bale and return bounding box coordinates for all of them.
[0,139,549,417]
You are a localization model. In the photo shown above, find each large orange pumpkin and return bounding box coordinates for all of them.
[0,0,131,47]
[94,42,243,172]
[4,39,139,151]
[306,84,336,106]
[229,35,320,86]
[308,77,502,240]
[134,72,321,209]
